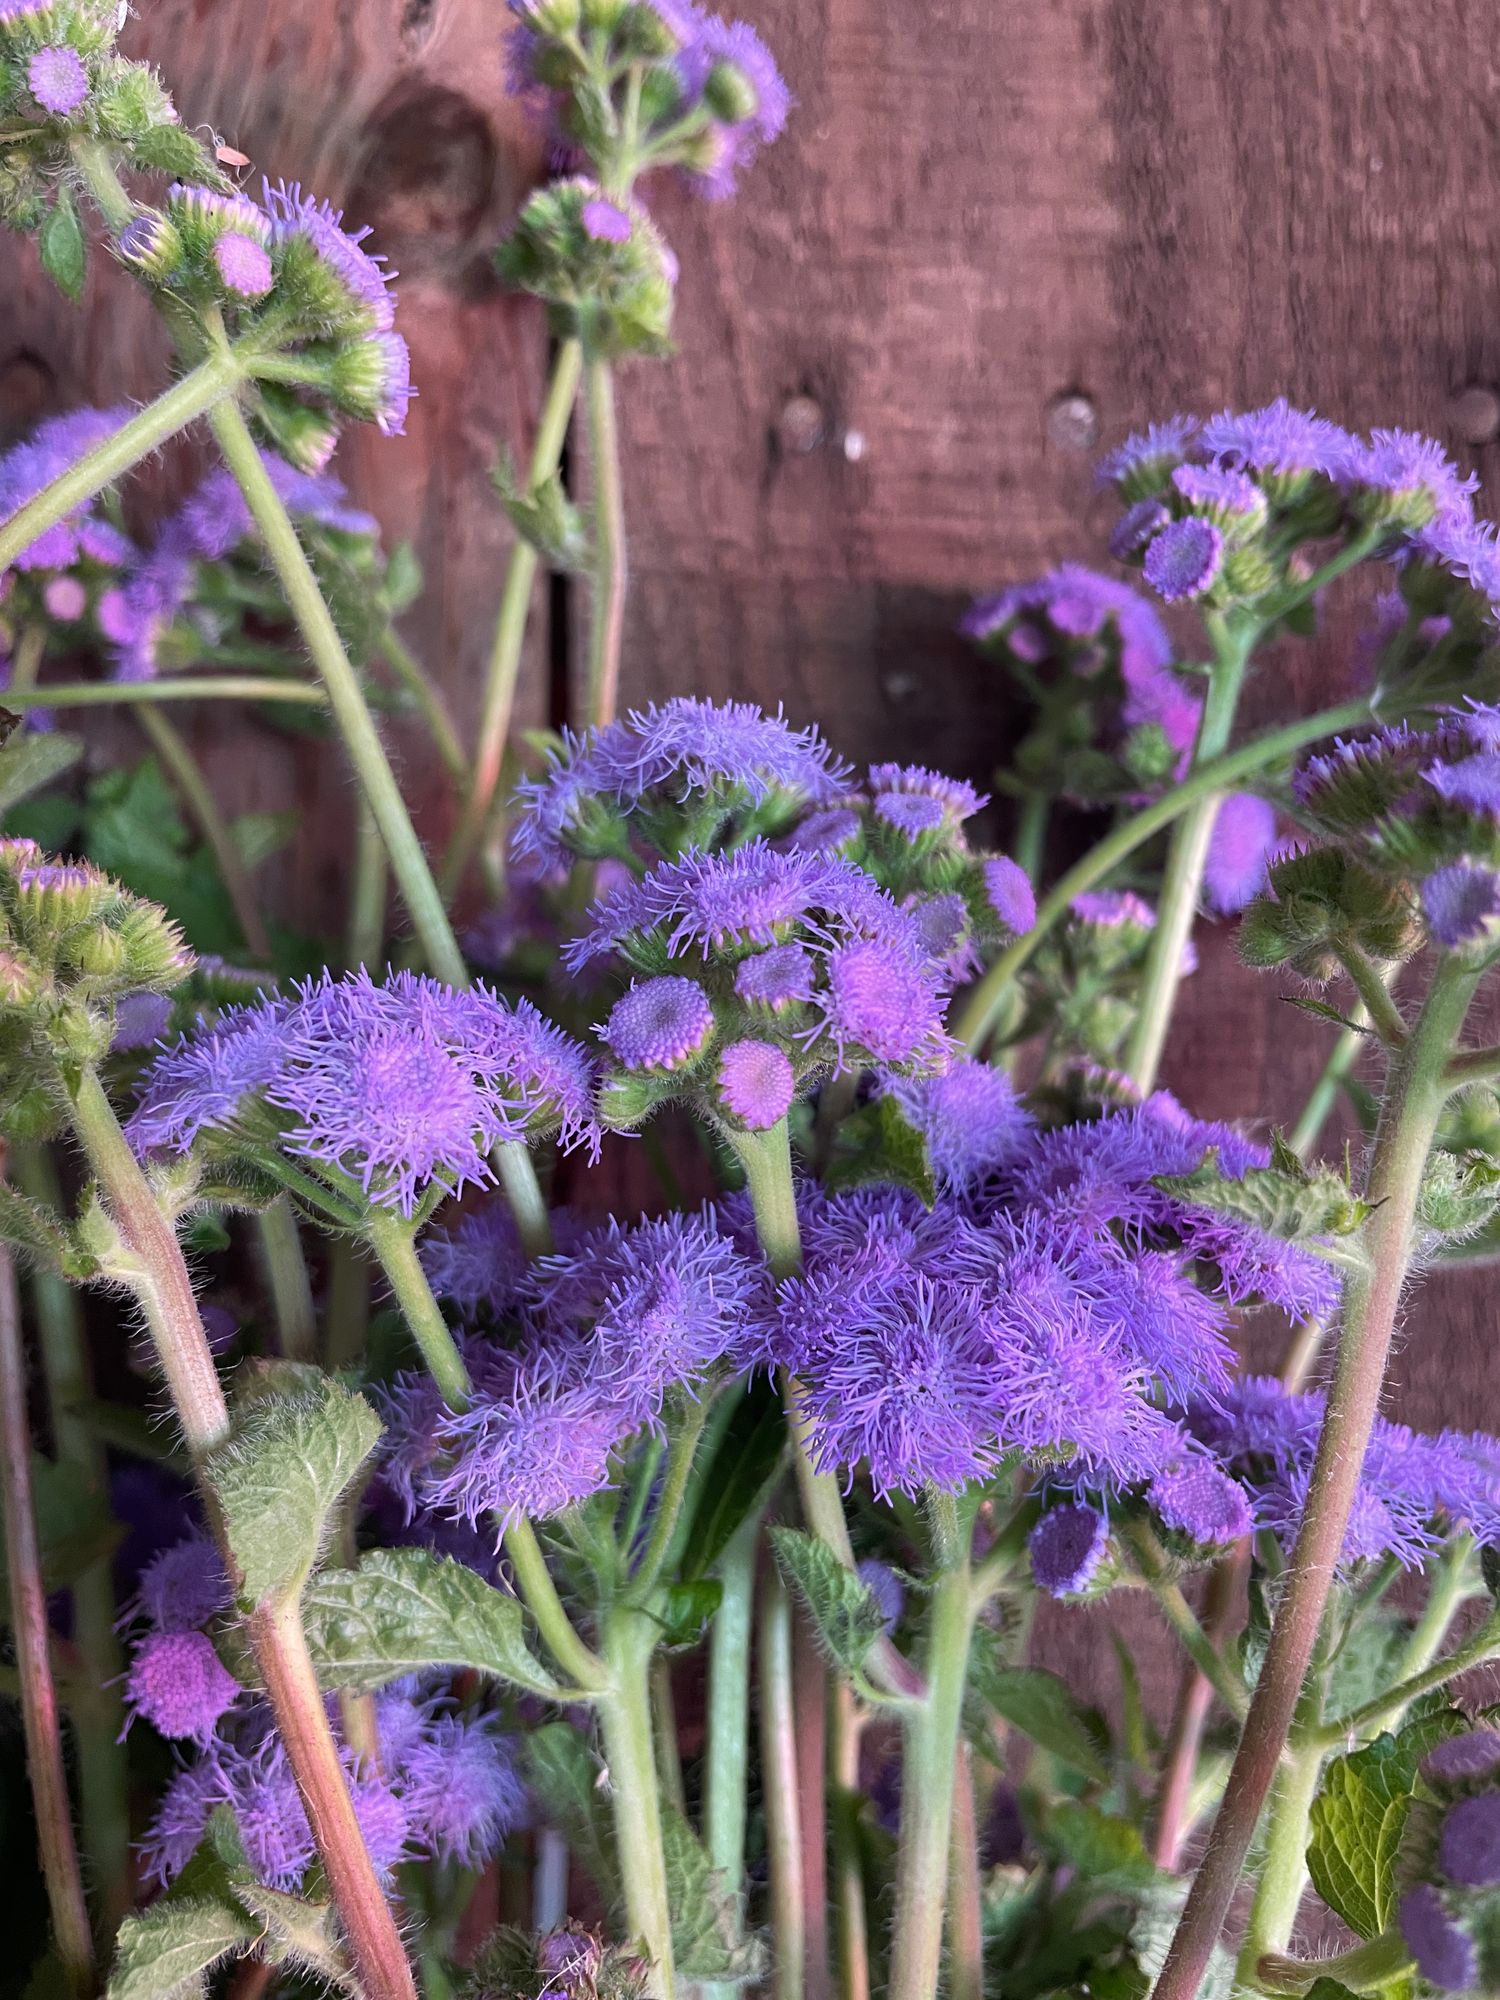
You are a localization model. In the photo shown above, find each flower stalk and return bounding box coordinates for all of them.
[1152,953,1481,2000]
[584,356,627,729]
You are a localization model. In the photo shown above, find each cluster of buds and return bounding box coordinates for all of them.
[466,1924,655,2000]
[1245,705,1500,970]
[114,178,411,458]
[0,838,191,1129]
[509,0,790,201]
[0,1,210,242]
[1398,1727,1500,1992]
[963,566,1201,807]
[1017,889,1193,1069]
[497,177,676,358]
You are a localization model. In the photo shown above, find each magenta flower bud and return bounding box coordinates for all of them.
[116,210,182,280]
[1029,1502,1110,1597]
[717,1037,795,1129]
[125,1629,241,1741]
[212,230,274,299]
[603,975,714,1070]
[28,45,88,115]
[42,575,86,621]
[984,854,1035,934]
[581,196,632,243]
[1143,516,1224,602]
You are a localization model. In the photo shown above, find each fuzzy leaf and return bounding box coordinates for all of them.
[0,1182,89,1276]
[967,1659,1111,1784]
[1307,1731,1423,1940]
[524,1722,619,1906]
[662,1803,765,1982]
[823,1094,937,1206]
[656,1577,723,1648]
[383,541,423,614]
[232,1885,354,1990]
[1156,1139,1370,1242]
[40,187,86,302]
[106,1899,252,2000]
[129,125,224,182]
[1418,1150,1500,1242]
[1040,1800,1158,1891]
[0,730,82,817]
[678,1376,785,1582]
[768,1526,888,1677]
[0,1452,119,1608]
[493,454,589,570]
[300,1547,558,1696]
[206,1376,381,1606]
[1303,1984,1362,2000]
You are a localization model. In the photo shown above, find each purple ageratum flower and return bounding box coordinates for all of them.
[1109,497,1171,560]
[130,1533,230,1633]
[0,405,132,572]
[909,892,980,981]
[177,455,376,561]
[782,1266,1004,1498]
[110,989,173,1053]
[867,763,987,836]
[812,935,949,1070]
[855,1559,906,1633]
[796,1182,967,1284]
[125,1630,241,1742]
[420,1203,528,1321]
[786,807,862,853]
[1095,416,1201,495]
[128,995,289,1153]
[1343,428,1479,525]
[1423,860,1500,949]
[28,46,88,115]
[211,232,274,299]
[365,329,414,435]
[674,11,791,196]
[1147,1455,1253,1546]
[581,197,632,244]
[139,1756,225,1887]
[512,697,850,876]
[601,975,715,1070]
[983,855,1036,934]
[348,1771,410,1879]
[401,1713,528,1868]
[263,179,397,330]
[880,1059,1033,1192]
[717,1037,795,1129]
[43,574,86,620]
[231,1739,316,1891]
[1406,512,1500,620]
[1170,462,1266,528]
[1199,399,1356,483]
[734,940,816,1010]
[873,793,947,837]
[1399,1885,1478,1993]
[1424,1729,1500,1787]
[1424,749,1500,818]
[1439,1792,1500,1888]
[1204,792,1277,914]
[1143,517,1224,603]
[1029,1502,1110,1596]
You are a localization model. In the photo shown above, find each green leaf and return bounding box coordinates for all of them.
[1307,1730,1425,1940]
[0,1181,89,1277]
[662,1802,765,1983]
[39,187,86,302]
[1039,1800,1158,1891]
[678,1376,786,1582]
[768,1526,888,1678]
[106,1899,252,2000]
[206,1376,381,1606]
[0,730,82,818]
[0,1452,119,1609]
[492,454,589,570]
[232,1885,353,1989]
[229,810,296,872]
[823,1094,937,1205]
[383,541,423,614]
[966,1660,1110,1784]
[1418,1150,1500,1243]
[523,1722,619,1907]
[128,124,224,182]
[301,1547,559,1696]
[1156,1139,1371,1242]
[656,1577,723,1648]
[1303,1983,1362,2000]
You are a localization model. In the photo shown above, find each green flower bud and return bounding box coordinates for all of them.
[67,923,127,979]
[114,206,184,283]
[702,57,758,125]
[250,383,341,475]
[497,178,676,359]
[91,56,177,141]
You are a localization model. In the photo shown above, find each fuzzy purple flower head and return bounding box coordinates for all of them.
[1096,416,1201,499]
[1199,399,1356,488]
[212,231,275,299]
[1205,793,1277,914]
[717,1037,794,1129]
[602,975,715,1070]
[28,45,87,114]
[264,179,398,330]
[983,855,1036,934]
[1399,1885,1477,1993]
[131,1533,230,1633]
[1029,1502,1110,1597]
[880,1058,1033,1192]
[1423,860,1500,949]
[401,1713,528,1867]
[126,1630,241,1742]
[1143,517,1224,603]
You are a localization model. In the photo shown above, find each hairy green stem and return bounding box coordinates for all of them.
[0,1239,96,1998]
[700,1518,757,2000]
[759,1567,805,2000]
[346,799,388,972]
[1395,1535,1475,1680]
[442,338,582,898]
[1123,619,1252,1093]
[888,1495,975,2000]
[0,357,241,574]
[254,1196,318,1363]
[584,356,627,728]
[947,1746,984,2000]
[381,626,467,787]
[62,1067,419,2000]
[207,397,468,988]
[630,1396,710,1599]
[600,1613,676,1994]
[1012,791,1050,884]
[955,696,1374,1054]
[135,705,272,959]
[494,1139,554,1258]
[14,1144,130,1933]
[1334,946,1407,1048]
[1316,1603,1500,1747]
[1152,955,1481,2000]
[1255,1929,1413,1995]
[1127,1523,1249,1720]
[1,675,327,709]
[1236,1663,1329,1978]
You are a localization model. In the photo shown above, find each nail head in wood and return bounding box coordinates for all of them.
[1046,391,1100,452]
[1449,383,1500,446]
[777,394,826,455]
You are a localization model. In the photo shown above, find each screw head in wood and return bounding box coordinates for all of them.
[777,394,826,455]
[1449,384,1500,446]
[1046,391,1100,453]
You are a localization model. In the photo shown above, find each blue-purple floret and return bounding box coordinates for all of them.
[1029,1502,1110,1597]
[128,970,601,1210]
[1198,399,1356,480]
[1399,1885,1478,1993]
[1423,860,1500,949]
[512,697,850,875]
[879,1058,1033,1192]
[1095,416,1200,490]
[419,1203,529,1321]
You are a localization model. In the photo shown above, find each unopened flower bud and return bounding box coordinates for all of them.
[702,57,759,126]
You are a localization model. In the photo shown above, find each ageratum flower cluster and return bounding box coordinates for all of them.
[508,0,790,202]
[753,1076,1332,1549]
[381,1208,764,1532]
[128,967,601,1214]
[1237,702,1500,968]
